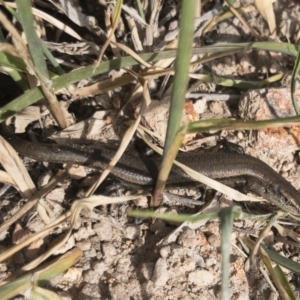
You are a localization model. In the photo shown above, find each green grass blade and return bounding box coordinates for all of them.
[0,51,27,72]
[186,117,300,134]
[135,0,146,22]
[0,48,212,121]
[219,206,236,300]
[291,44,300,115]
[16,0,49,80]
[8,0,62,75]
[0,248,82,300]
[16,0,68,127]
[152,0,197,204]
[40,41,64,75]
[1,42,298,122]
[193,73,282,88]
[0,10,29,92]
[164,0,197,154]
[273,265,296,300]
[129,210,220,223]
[264,247,300,275]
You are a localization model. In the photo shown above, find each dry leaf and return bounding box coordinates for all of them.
[254,0,276,36]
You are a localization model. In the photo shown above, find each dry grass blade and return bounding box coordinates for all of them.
[254,0,276,36]
[74,74,135,96]
[0,11,35,75]
[26,285,62,300]
[203,4,255,33]
[0,43,27,72]
[104,8,120,58]
[0,135,36,198]
[2,2,83,40]
[16,0,68,128]
[272,223,300,243]
[242,237,294,300]
[86,69,151,196]
[137,126,265,204]
[0,212,70,266]
[0,5,67,128]
[0,170,68,235]
[250,212,284,264]
[225,2,262,41]
[0,248,83,300]
[95,0,123,68]
[122,3,147,26]
[112,41,153,68]
[22,194,147,271]
[74,48,256,97]
[0,170,15,186]
[2,42,292,123]
[0,132,61,225]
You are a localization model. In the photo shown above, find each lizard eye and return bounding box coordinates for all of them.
[279,195,295,212]
[234,178,248,187]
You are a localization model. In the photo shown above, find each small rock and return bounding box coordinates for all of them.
[208,101,224,115]
[12,223,31,244]
[125,225,140,240]
[81,283,100,298]
[133,196,148,207]
[207,234,220,248]
[110,283,130,300]
[93,261,109,276]
[116,257,131,275]
[93,222,113,241]
[177,228,199,249]
[77,240,92,251]
[102,243,117,259]
[62,267,82,284]
[73,226,95,241]
[87,119,106,137]
[37,170,53,188]
[46,187,65,204]
[149,219,165,233]
[152,258,169,286]
[83,270,99,284]
[139,262,154,280]
[188,269,214,287]
[134,237,144,247]
[53,235,75,255]
[85,248,97,258]
[68,165,87,179]
[0,229,8,242]
[193,98,207,114]
[160,245,172,259]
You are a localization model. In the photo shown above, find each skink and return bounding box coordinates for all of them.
[2,129,300,215]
